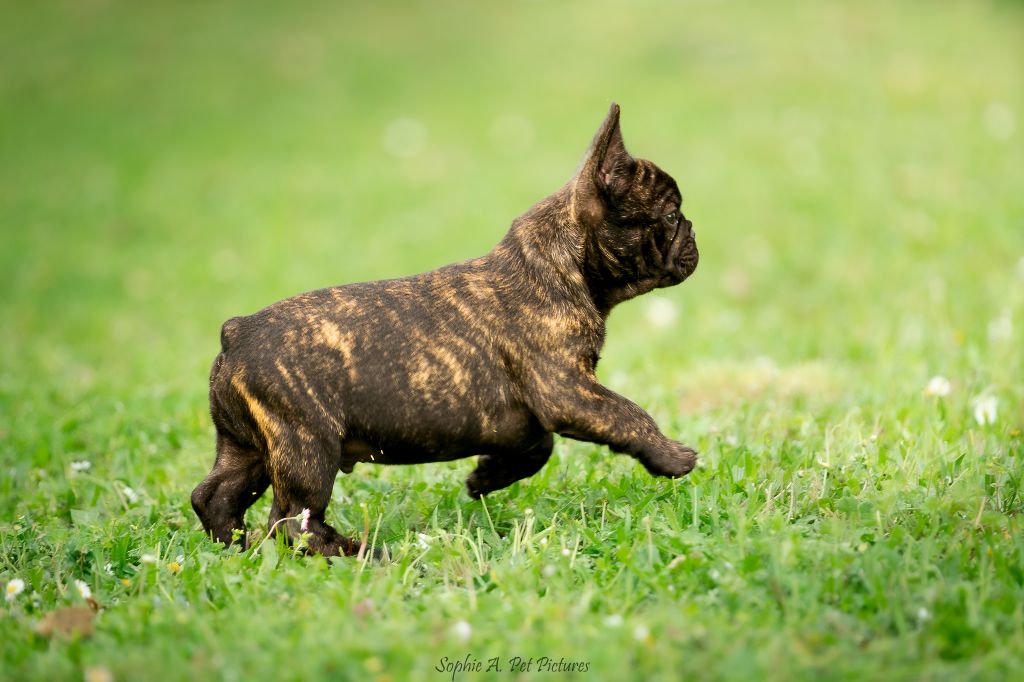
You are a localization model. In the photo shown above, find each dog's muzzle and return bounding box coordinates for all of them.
[660,215,698,282]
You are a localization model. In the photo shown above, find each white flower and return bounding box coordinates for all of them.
[104,563,113,575]
[988,313,1013,343]
[603,614,623,628]
[917,607,932,623]
[299,508,311,532]
[74,579,92,600]
[561,548,571,557]
[542,565,556,578]
[633,624,650,641]
[924,376,951,397]
[643,296,678,329]
[416,533,432,550]
[140,554,158,564]
[381,118,426,159]
[5,578,25,602]
[121,485,139,504]
[175,555,184,565]
[70,460,92,472]
[973,395,998,426]
[984,102,1016,140]
[451,620,472,642]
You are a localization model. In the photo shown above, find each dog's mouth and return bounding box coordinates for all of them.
[656,215,698,282]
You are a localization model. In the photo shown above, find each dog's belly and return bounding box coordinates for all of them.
[339,380,546,470]
[339,403,544,471]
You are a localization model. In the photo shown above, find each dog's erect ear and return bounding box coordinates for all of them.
[578,103,634,200]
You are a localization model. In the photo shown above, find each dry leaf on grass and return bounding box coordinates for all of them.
[33,606,95,639]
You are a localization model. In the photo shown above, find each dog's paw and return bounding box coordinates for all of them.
[465,473,491,499]
[641,441,697,478]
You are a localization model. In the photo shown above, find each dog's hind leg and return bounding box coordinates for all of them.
[466,433,554,499]
[265,428,366,557]
[191,433,271,547]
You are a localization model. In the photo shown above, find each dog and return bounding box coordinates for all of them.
[191,103,699,557]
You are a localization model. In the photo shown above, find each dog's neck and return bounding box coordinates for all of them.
[491,184,628,321]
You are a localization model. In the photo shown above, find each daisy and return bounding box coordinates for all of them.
[121,485,139,504]
[5,578,25,602]
[643,296,678,329]
[603,614,623,628]
[451,620,472,642]
[973,395,998,426]
[924,376,951,397]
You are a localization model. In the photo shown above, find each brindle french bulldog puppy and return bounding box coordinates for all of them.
[192,103,699,557]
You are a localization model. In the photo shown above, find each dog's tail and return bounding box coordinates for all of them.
[209,316,242,390]
[219,316,243,353]
[208,316,246,439]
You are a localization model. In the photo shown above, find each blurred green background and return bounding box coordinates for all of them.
[1,1,1023,680]
[3,0,1020,390]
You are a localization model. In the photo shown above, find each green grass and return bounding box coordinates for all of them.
[2,0,1023,679]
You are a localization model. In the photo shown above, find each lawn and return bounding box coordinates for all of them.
[1,0,1023,680]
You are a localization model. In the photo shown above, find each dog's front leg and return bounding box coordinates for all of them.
[531,378,697,478]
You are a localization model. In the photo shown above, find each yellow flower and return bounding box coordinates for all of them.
[84,666,113,682]
[166,561,182,574]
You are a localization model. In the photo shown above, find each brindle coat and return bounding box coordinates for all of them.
[192,104,699,556]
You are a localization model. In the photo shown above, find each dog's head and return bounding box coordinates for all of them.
[571,103,698,310]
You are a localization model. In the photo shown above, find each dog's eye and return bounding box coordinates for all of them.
[663,211,679,225]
